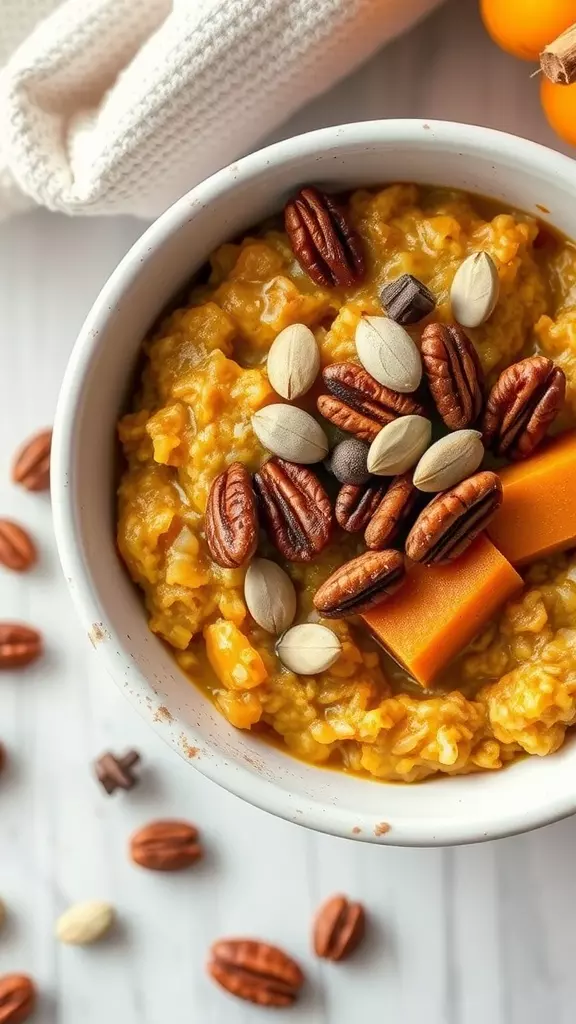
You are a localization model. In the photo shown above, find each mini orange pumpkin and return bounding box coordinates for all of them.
[480,0,576,61]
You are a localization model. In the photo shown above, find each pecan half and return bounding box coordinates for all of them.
[405,470,503,565]
[254,458,332,562]
[313,894,366,961]
[130,820,202,871]
[0,624,42,668]
[318,362,425,441]
[313,549,406,618]
[0,974,36,1024]
[335,479,388,533]
[365,473,418,550]
[11,429,52,492]
[205,463,258,568]
[284,186,364,288]
[0,521,36,573]
[482,355,566,460]
[208,938,304,1007]
[421,323,484,430]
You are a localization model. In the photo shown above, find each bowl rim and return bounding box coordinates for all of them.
[52,119,576,846]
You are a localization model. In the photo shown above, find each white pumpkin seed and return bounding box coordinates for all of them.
[252,404,328,464]
[367,415,432,476]
[450,251,500,328]
[355,315,422,393]
[267,324,320,400]
[276,623,341,675]
[56,901,114,946]
[413,430,484,492]
[244,558,297,635]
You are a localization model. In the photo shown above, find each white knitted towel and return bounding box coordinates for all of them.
[0,0,442,221]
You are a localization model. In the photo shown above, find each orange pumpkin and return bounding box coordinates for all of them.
[480,0,576,61]
[541,77,576,145]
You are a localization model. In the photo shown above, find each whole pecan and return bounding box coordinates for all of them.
[313,549,406,618]
[0,974,36,1024]
[284,186,364,288]
[254,458,332,562]
[318,362,425,441]
[208,938,304,1007]
[205,463,258,568]
[0,624,42,669]
[335,479,388,533]
[421,323,484,430]
[365,473,418,550]
[482,355,566,460]
[313,894,366,961]
[405,470,503,566]
[0,521,36,572]
[130,820,202,871]
[11,429,52,492]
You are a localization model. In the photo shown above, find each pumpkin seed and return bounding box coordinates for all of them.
[367,415,432,476]
[413,430,484,492]
[355,315,422,393]
[267,323,320,400]
[276,623,341,675]
[252,404,328,463]
[56,901,114,946]
[244,558,297,635]
[450,251,499,328]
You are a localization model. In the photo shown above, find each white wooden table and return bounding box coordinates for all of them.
[1,1,575,1021]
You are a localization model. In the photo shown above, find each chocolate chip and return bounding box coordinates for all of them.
[380,274,436,325]
[95,750,140,794]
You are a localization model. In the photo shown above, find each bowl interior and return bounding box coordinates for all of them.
[53,121,576,845]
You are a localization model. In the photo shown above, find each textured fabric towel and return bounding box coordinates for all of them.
[0,0,442,221]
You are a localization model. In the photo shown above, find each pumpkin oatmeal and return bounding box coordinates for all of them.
[117,183,576,783]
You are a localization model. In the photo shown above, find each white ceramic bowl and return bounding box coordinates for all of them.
[52,120,576,847]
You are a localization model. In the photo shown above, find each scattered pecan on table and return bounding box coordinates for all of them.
[0,520,36,572]
[405,470,503,566]
[313,894,366,962]
[335,479,389,533]
[0,624,42,669]
[208,938,304,1007]
[482,355,566,460]
[11,429,52,493]
[0,973,36,1024]
[314,549,406,618]
[130,820,202,871]
[421,323,484,430]
[364,473,419,550]
[254,457,332,562]
[284,186,365,288]
[318,362,425,442]
[205,462,258,569]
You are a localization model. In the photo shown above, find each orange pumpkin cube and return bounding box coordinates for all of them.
[362,536,522,688]
[488,431,576,565]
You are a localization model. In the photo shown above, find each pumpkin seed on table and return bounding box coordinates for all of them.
[367,415,432,476]
[450,251,500,328]
[251,405,328,464]
[267,324,320,400]
[276,623,341,675]
[355,315,422,393]
[244,558,297,635]
[56,901,114,945]
[413,430,484,493]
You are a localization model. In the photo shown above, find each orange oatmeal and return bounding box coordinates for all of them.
[117,183,576,783]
